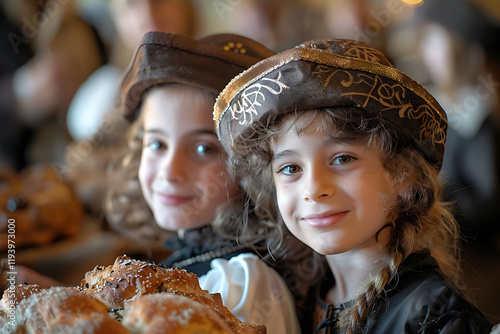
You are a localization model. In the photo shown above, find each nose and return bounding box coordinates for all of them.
[158,148,187,183]
[303,165,335,202]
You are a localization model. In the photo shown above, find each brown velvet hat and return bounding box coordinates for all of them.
[214,38,448,170]
[120,31,276,121]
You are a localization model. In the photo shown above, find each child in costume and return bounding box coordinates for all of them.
[214,38,493,333]
[109,31,300,333]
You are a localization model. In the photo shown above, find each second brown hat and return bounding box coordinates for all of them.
[120,31,275,121]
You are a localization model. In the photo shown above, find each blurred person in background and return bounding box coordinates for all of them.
[197,0,329,52]
[0,0,108,288]
[320,0,392,58]
[0,0,199,287]
[0,2,35,170]
[414,0,500,250]
[0,0,106,169]
[410,0,500,325]
[66,0,198,141]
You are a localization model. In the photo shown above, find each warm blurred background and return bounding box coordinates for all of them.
[0,0,499,324]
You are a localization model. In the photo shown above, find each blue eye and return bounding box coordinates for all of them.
[195,144,216,156]
[147,140,165,151]
[332,155,355,165]
[278,164,302,175]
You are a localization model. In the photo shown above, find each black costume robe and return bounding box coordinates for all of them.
[307,251,492,334]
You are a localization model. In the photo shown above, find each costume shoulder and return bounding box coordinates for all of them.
[199,253,301,334]
[366,251,492,333]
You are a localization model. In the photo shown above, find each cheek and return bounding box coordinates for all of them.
[196,164,227,195]
[275,184,294,220]
[138,155,153,197]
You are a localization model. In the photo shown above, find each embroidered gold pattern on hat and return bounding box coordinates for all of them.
[214,55,297,128]
[310,64,446,145]
[304,38,391,65]
[229,72,289,125]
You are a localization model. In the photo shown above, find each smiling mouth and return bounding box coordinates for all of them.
[302,211,348,228]
[156,193,193,205]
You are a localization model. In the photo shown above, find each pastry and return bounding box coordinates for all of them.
[0,164,84,251]
[13,287,129,334]
[121,293,234,334]
[81,255,203,309]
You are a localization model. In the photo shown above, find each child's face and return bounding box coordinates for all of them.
[270,116,399,256]
[138,85,240,232]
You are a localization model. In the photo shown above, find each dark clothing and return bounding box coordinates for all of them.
[442,120,500,248]
[161,226,253,277]
[306,251,492,334]
[0,7,34,170]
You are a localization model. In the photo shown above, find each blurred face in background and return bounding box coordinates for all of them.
[418,23,456,94]
[138,84,240,233]
[418,22,486,96]
[109,0,196,49]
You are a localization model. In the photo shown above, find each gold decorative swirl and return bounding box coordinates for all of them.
[229,72,289,125]
[311,64,446,145]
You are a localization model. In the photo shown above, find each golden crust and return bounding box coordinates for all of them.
[0,283,46,311]
[0,164,85,251]
[81,255,266,333]
[0,256,267,333]
[80,255,203,309]
[122,293,234,334]
[13,287,129,333]
[49,312,130,334]
[172,290,266,334]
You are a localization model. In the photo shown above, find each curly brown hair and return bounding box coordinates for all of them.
[224,106,462,333]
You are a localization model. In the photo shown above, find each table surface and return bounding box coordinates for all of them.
[4,217,171,287]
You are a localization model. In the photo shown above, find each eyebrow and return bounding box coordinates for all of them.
[144,129,217,136]
[144,129,164,135]
[273,149,297,161]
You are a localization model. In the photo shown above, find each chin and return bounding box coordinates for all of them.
[313,247,334,256]
[155,221,181,232]
[155,215,208,232]
[312,239,346,256]
[153,212,184,232]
